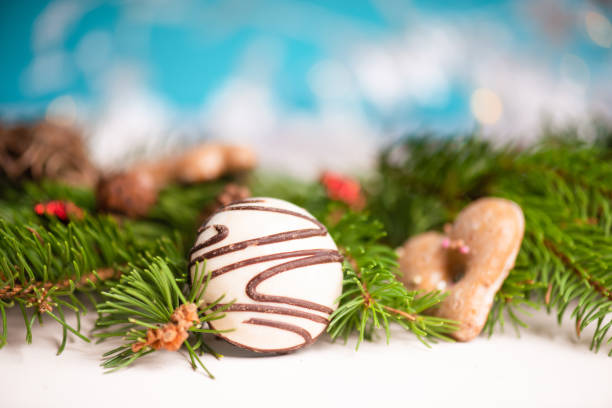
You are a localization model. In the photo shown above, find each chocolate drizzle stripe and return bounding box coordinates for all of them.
[193,199,265,239]
[189,206,327,261]
[214,303,329,324]
[243,318,313,345]
[229,199,265,205]
[246,251,341,314]
[223,205,327,229]
[188,200,343,348]
[207,249,337,279]
[189,206,326,259]
[189,229,325,261]
[193,224,229,247]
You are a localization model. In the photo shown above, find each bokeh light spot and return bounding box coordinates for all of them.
[585,11,612,48]
[470,88,503,125]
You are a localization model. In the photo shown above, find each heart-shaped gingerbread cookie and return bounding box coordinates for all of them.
[398,197,524,341]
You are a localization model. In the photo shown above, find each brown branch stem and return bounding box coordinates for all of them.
[344,251,417,321]
[382,304,416,321]
[0,268,121,311]
[544,240,612,301]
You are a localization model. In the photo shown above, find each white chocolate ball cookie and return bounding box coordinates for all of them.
[189,197,343,352]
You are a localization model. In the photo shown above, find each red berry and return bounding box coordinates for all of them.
[34,203,45,215]
[320,171,365,209]
[34,200,83,222]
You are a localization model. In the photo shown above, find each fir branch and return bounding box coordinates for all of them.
[0,180,205,351]
[544,240,612,302]
[0,209,136,350]
[325,209,458,348]
[95,257,230,376]
[0,268,120,305]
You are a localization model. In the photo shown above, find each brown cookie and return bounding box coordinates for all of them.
[96,143,256,217]
[398,197,525,341]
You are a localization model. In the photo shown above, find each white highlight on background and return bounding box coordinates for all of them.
[471,88,503,125]
[585,11,612,48]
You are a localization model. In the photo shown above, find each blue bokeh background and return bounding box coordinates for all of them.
[1,0,611,173]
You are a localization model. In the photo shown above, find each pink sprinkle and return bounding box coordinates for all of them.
[460,245,470,254]
[441,238,450,249]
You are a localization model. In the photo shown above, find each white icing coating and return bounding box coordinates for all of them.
[189,197,343,352]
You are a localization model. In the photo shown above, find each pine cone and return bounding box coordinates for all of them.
[0,121,98,187]
[96,170,160,218]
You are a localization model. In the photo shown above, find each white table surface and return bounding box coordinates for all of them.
[2,305,611,408]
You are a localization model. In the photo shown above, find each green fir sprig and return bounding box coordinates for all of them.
[95,257,230,376]
[325,210,459,347]
[0,181,138,351]
[0,179,222,351]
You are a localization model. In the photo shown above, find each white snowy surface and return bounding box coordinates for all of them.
[1,305,611,408]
